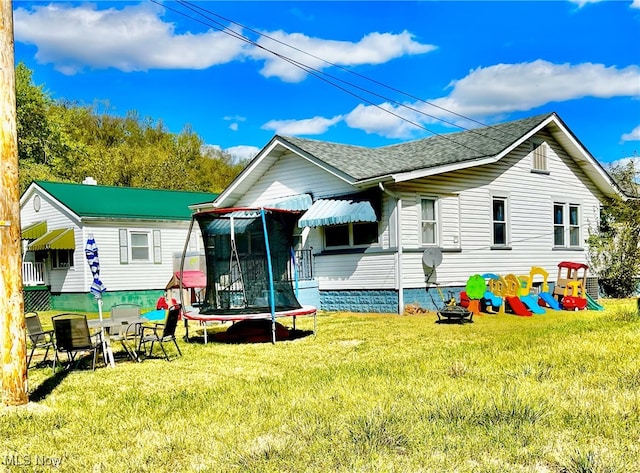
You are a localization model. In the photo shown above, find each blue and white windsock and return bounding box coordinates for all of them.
[85,234,106,299]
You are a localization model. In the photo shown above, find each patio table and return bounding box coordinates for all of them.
[88,317,149,365]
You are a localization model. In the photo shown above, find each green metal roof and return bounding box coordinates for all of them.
[33,181,218,221]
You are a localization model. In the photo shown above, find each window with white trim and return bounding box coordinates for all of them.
[420,197,438,246]
[52,250,74,269]
[531,141,548,172]
[324,222,378,249]
[553,203,581,248]
[119,229,162,263]
[492,196,508,246]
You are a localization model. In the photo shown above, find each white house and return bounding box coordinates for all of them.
[209,112,623,313]
[20,180,217,312]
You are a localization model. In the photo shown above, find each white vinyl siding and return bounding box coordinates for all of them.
[397,132,602,288]
[237,151,354,207]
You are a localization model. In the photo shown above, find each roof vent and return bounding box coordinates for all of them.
[82,177,97,186]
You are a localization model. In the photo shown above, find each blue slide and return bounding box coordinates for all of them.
[539,292,561,310]
[520,295,546,314]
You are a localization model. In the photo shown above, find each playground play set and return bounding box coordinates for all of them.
[422,248,604,323]
[457,261,605,318]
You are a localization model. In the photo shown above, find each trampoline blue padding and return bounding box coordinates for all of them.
[143,309,166,321]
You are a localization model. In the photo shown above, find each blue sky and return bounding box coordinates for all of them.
[12,1,640,168]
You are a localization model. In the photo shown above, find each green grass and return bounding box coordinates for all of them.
[2,299,640,472]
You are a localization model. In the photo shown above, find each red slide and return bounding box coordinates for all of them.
[506,296,532,316]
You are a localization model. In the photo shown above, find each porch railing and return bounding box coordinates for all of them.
[22,262,46,286]
[290,249,313,281]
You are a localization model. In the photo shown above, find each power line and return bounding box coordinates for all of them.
[153,0,513,154]
[180,0,499,135]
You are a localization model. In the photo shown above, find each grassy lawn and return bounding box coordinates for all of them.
[2,299,640,472]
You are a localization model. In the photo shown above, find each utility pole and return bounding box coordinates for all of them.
[0,0,28,407]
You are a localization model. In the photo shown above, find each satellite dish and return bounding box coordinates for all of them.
[422,247,443,270]
[422,247,443,283]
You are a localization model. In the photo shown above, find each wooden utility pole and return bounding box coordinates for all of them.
[0,0,28,406]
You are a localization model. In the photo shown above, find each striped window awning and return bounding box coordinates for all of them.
[203,211,261,236]
[298,199,377,228]
[263,194,312,211]
[21,221,47,240]
[28,228,75,251]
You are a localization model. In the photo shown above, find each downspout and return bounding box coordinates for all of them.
[379,183,403,314]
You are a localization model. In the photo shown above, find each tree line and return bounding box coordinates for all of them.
[15,62,246,195]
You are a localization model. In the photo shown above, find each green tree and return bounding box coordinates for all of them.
[15,62,60,190]
[16,63,246,194]
[587,160,640,298]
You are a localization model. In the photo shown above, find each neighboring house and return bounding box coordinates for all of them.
[211,112,623,313]
[20,180,217,312]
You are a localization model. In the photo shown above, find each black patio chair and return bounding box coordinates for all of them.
[139,305,182,361]
[52,313,104,371]
[25,312,55,368]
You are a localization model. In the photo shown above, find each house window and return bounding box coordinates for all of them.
[532,142,548,172]
[554,203,581,248]
[569,205,580,247]
[52,250,74,269]
[421,197,437,245]
[120,229,161,263]
[492,197,508,246]
[324,222,378,249]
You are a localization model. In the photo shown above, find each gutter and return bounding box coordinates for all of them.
[379,183,403,314]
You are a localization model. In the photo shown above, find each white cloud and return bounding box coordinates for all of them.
[225,145,259,162]
[229,123,239,132]
[13,4,435,80]
[14,3,247,74]
[248,30,436,82]
[433,60,640,118]
[633,0,640,9]
[262,115,342,135]
[202,143,256,163]
[567,0,605,7]
[340,60,640,137]
[223,115,247,122]
[621,125,640,142]
[345,103,424,139]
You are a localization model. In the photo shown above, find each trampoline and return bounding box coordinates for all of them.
[179,207,317,343]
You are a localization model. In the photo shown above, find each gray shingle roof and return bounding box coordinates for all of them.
[279,113,554,181]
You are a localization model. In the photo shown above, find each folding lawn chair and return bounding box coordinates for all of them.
[25,312,55,368]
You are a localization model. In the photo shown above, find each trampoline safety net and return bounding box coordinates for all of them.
[194,208,303,315]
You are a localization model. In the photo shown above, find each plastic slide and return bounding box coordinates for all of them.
[505,296,532,316]
[586,293,605,311]
[520,295,546,314]
[539,291,561,310]
[483,290,502,308]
